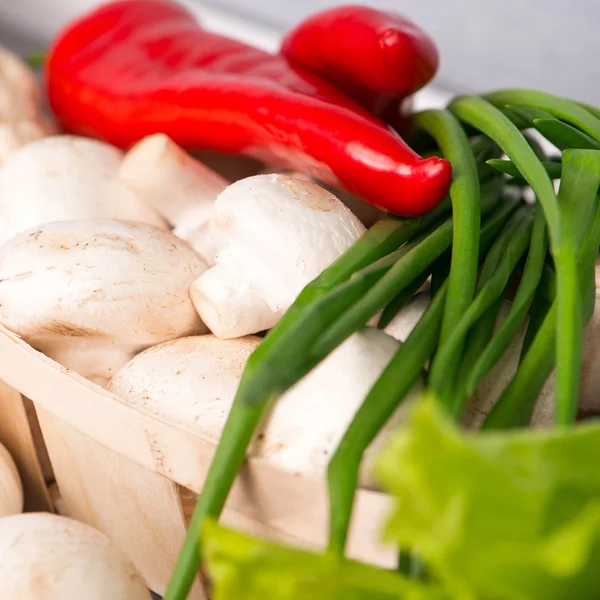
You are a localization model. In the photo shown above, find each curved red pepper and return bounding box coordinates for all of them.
[46,0,451,216]
[281,5,439,125]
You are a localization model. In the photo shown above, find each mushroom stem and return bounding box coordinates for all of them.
[120,134,229,263]
[191,174,365,338]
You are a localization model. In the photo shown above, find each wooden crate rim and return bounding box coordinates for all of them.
[0,325,395,563]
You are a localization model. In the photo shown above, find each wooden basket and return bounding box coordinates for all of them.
[0,325,396,599]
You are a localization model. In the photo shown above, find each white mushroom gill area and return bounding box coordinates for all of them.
[190,174,366,338]
[0,513,150,600]
[0,136,167,247]
[0,219,208,385]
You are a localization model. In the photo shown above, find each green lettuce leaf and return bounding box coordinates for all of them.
[203,520,449,600]
[375,399,600,600]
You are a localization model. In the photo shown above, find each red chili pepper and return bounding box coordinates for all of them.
[281,5,439,125]
[46,0,451,216]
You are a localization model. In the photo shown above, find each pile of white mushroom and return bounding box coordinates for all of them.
[0,43,599,597]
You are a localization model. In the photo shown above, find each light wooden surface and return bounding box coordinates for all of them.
[36,408,206,599]
[0,379,52,512]
[0,324,396,567]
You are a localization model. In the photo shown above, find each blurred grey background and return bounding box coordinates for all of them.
[0,0,599,103]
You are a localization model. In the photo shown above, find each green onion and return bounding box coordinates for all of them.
[485,89,600,143]
[449,95,590,427]
[487,158,562,180]
[163,215,447,600]
[483,153,600,429]
[465,206,547,395]
[505,104,554,126]
[325,194,520,557]
[327,280,447,556]
[533,119,600,151]
[554,150,600,423]
[413,110,481,351]
[429,204,535,414]
[449,96,561,242]
[520,289,552,361]
[310,185,499,360]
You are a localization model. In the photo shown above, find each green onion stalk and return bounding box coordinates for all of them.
[449,93,600,426]
[464,206,547,397]
[483,151,600,429]
[325,186,519,558]
[429,203,535,417]
[411,110,481,408]
[163,198,454,599]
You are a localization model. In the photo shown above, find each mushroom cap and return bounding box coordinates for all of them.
[109,329,420,488]
[0,136,167,246]
[191,174,365,338]
[0,219,208,383]
[210,174,365,310]
[108,334,261,437]
[0,513,150,599]
[0,443,22,517]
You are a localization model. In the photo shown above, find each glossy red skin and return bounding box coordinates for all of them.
[46,0,451,216]
[281,5,439,122]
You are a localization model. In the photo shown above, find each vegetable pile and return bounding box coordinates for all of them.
[0,0,599,598]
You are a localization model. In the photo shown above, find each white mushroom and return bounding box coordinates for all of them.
[383,292,431,342]
[190,174,366,338]
[119,134,229,262]
[109,327,421,489]
[0,136,167,247]
[0,443,22,517]
[252,327,421,486]
[0,47,55,163]
[108,334,262,433]
[258,165,384,227]
[0,219,208,385]
[0,513,150,599]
